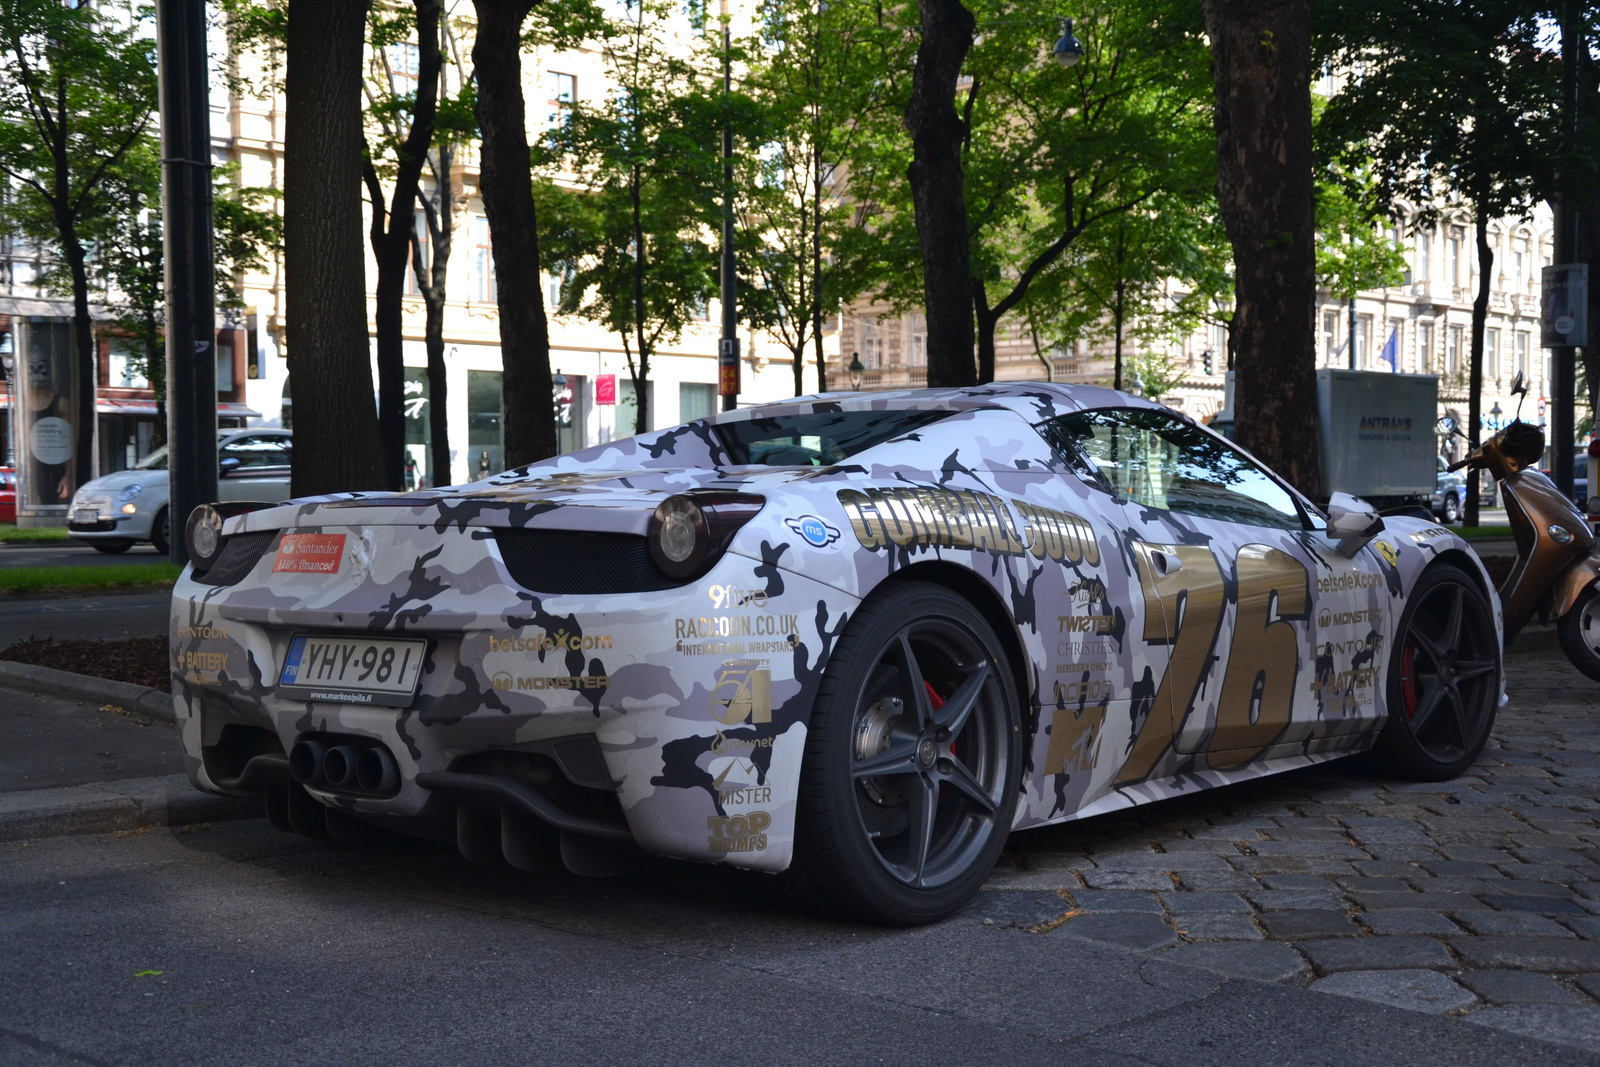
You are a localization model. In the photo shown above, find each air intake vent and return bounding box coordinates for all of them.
[450,749,627,828]
[193,530,280,587]
[493,528,681,594]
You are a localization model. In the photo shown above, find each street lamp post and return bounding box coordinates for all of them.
[848,352,864,391]
[1,334,14,467]
[1051,19,1084,67]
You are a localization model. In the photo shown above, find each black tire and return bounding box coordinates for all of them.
[778,581,1021,925]
[91,540,133,554]
[1556,582,1600,683]
[1371,564,1499,780]
[150,508,170,556]
[1442,493,1459,525]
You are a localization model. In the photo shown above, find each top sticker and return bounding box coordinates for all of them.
[786,515,841,549]
[273,533,346,574]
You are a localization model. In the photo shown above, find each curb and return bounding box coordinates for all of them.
[0,773,256,842]
[0,660,174,723]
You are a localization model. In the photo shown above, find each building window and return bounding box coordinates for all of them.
[909,315,927,367]
[473,216,495,302]
[860,320,883,369]
[679,382,715,423]
[546,261,575,310]
[1513,238,1528,291]
[1515,332,1529,378]
[467,370,504,480]
[1447,325,1463,374]
[1415,232,1431,283]
[106,339,149,389]
[390,42,420,90]
[407,211,428,296]
[1321,312,1338,363]
[1356,314,1372,369]
[1418,321,1434,372]
[1446,229,1462,287]
[546,72,576,130]
[216,341,235,393]
[1485,328,1500,378]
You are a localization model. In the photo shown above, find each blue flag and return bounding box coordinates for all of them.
[1379,327,1398,371]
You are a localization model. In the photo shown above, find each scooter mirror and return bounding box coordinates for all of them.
[1325,491,1386,558]
[1435,416,1459,438]
[1511,371,1528,397]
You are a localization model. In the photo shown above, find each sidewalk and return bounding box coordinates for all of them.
[0,674,252,840]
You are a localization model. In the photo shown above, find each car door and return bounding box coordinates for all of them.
[216,433,293,504]
[1036,407,1380,783]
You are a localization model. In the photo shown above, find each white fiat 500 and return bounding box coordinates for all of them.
[170,385,1500,924]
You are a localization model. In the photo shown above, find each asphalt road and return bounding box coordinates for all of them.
[0,542,167,569]
[2,648,1599,1064]
[0,592,170,646]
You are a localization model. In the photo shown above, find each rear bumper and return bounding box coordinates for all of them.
[170,522,857,873]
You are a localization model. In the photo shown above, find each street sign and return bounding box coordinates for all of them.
[718,338,740,397]
[1542,263,1588,347]
[595,374,616,406]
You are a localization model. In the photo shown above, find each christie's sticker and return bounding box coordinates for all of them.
[273,533,347,574]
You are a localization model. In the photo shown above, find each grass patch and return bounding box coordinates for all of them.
[1453,526,1515,540]
[0,563,180,595]
[0,525,71,543]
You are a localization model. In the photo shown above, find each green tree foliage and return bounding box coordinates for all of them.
[1316,0,1559,519]
[0,0,157,493]
[88,153,282,440]
[1313,169,1407,304]
[537,0,720,435]
[737,0,902,395]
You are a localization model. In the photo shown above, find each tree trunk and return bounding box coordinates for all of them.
[417,144,456,487]
[1113,277,1126,392]
[61,231,95,495]
[284,0,383,497]
[1465,212,1492,527]
[793,200,808,397]
[904,0,976,387]
[1201,0,1320,495]
[472,0,556,468]
[630,164,651,437]
[1579,210,1599,418]
[812,139,827,393]
[974,292,998,384]
[370,0,442,490]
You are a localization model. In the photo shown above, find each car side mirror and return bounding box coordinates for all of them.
[1435,416,1459,438]
[218,457,242,476]
[1325,491,1385,558]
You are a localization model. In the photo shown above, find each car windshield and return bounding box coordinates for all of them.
[713,409,951,466]
[134,447,168,470]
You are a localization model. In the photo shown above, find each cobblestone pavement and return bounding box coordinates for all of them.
[980,645,1600,1053]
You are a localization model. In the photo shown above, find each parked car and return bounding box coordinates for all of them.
[0,467,15,524]
[171,385,1502,925]
[68,429,291,554]
[1429,455,1466,524]
[1540,446,1590,510]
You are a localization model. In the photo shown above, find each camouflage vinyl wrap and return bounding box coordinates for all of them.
[171,384,1504,873]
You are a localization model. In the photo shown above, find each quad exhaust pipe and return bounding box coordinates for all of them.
[289,736,400,797]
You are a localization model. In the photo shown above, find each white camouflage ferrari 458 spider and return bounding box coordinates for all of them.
[172,383,1503,924]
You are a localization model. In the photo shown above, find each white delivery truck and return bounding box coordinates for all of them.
[1210,369,1447,517]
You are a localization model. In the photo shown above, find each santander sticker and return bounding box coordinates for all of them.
[273,532,346,574]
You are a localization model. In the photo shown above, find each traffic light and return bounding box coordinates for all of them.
[1202,349,1214,375]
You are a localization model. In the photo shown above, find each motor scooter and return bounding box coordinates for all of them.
[1440,372,1600,679]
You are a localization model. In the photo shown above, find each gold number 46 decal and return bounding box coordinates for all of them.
[1113,542,1309,784]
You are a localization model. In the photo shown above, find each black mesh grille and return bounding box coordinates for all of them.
[193,530,279,587]
[493,528,681,594]
[450,750,627,828]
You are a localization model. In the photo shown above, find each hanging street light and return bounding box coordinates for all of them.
[848,352,865,391]
[1052,18,1084,67]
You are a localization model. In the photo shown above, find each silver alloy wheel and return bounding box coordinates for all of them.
[848,620,1008,890]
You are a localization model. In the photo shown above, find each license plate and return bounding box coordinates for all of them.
[277,634,427,706]
[72,509,98,523]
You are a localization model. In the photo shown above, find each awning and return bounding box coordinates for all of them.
[93,397,263,419]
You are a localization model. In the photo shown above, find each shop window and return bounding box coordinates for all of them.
[467,369,503,480]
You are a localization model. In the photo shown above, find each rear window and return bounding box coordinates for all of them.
[713,409,950,466]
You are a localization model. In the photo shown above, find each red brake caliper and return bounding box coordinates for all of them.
[1401,641,1419,718]
[924,682,957,758]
